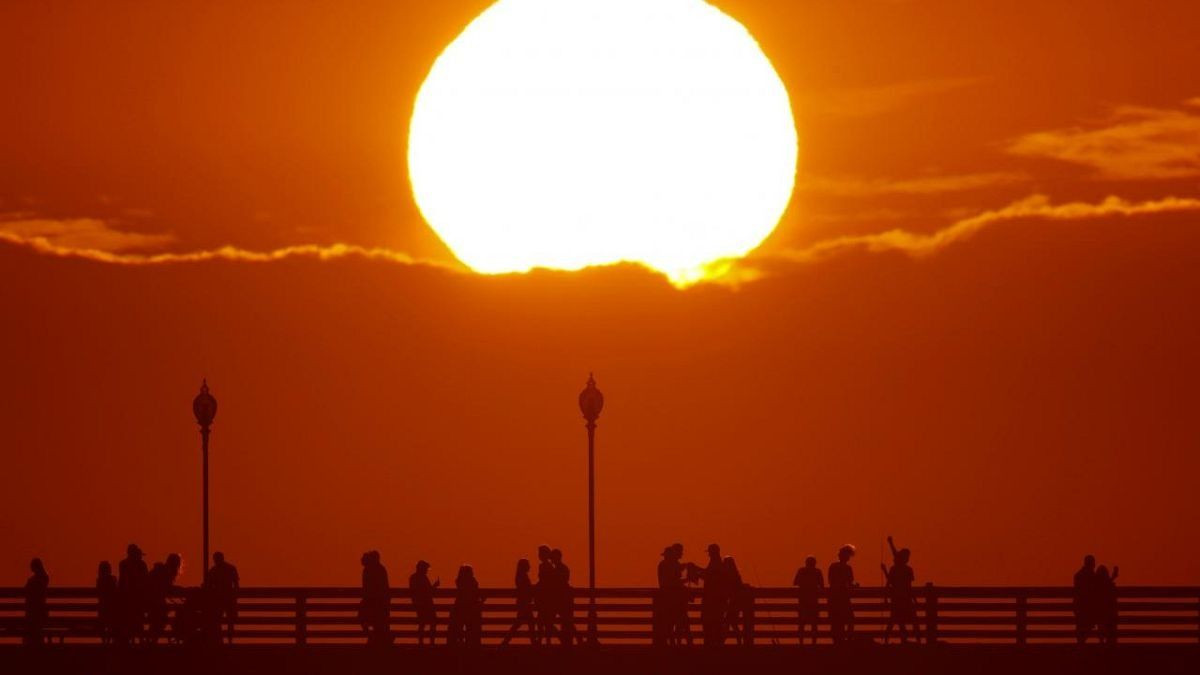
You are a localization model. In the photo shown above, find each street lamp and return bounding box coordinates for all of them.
[192,379,217,584]
[578,373,604,645]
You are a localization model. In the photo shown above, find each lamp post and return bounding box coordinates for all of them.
[578,373,604,645]
[192,379,217,584]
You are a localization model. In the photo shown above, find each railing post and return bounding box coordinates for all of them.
[296,591,308,646]
[1196,594,1199,644]
[1015,591,1027,645]
[924,583,938,645]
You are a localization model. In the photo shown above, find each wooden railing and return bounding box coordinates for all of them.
[2,585,1198,645]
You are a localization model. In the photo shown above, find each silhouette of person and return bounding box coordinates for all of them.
[688,543,730,646]
[146,553,181,643]
[448,565,484,648]
[409,560,440,646]
[206,551,240,644]
[1073,554,1097,644]
[534,545,558,643]
[881,536,920,644]
[655,544,688,646]
[723,557,755,646]
[550,549,579,645]
[24,558,49,647]
[96,561,118,645]
[827,545,857,644]
[1095,564,1120,645]
[793,555,823,645]
[359,551,391,646]
[117,544,149,645]
[501,558,537,646]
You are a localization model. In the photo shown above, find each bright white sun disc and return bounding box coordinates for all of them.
[408,0,798,285]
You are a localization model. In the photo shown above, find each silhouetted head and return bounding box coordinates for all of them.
[897,548,911,564]
[213,552,225,565]
[538,545,551,561]
[838,545,856,563]
[723,556,739,576]
[127,544,142,559]
[804,556,817,569]
[456,565,475,584]
[166,553,181,571]
[550,549,563,563]
[707,544,721,560]
[1096,565,1110,581]
[517,558,531,574]
[417,560,431,572]
[370,550,382,565]
[671,543,684,557]
[98,561,112,577]
[1083,555,1095,570]
[361,552,371,567]
[31,558,44,574]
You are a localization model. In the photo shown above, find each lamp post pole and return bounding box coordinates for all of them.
[578,374,604,645]
[193,380,218,585]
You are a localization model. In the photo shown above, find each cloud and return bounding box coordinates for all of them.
[0,215,455,270]
[1008,99,1200,180]
[798,171,1027,197]
[0,216,175,252]
[807,77,980,118]
[779,194,1200,263]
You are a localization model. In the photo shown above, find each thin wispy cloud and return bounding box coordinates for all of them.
[799,171,1027,197]
[0,216,175,252]
[1008,99,1200,180]
[807,77,980,119]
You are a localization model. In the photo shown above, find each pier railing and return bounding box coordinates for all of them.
[2,585,1198,644]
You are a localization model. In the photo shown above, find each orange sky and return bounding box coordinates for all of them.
[2,0,1199,588]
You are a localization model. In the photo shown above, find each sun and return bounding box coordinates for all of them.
[408,0,797,286]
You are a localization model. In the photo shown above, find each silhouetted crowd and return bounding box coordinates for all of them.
[19,541,1122,647]
[20,545,238,647]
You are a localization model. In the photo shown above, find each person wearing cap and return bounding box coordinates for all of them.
[409,560,440,645]
[685,543,731,646]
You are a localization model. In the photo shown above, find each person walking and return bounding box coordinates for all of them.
[359,551,391,646]
[117,544,149,645]
[500,558,537,645]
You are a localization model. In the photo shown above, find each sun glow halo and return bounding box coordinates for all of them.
[408,0,798,285]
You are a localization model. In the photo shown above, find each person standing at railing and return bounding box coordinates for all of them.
[687,543,731,646]
[827,545,858,645]
[534,545,559,644]
[448,565,485,647]
[359,551,391,646]
[1073,554,1097,644]
[146,553,182,644]
[409,560,440,646]
[723,557,755,646]
[655,543,689,646]
[500,558,537,646]
[881,536,921,644]
[206,551,240,644]
[793,556,823,645]
[96,561,117,645]
[1095,564,1120,645]
[117,544,148,645]
[23,558,49,647]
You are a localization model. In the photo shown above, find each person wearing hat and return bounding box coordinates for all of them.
[409,560,440,645]
[685,543,731,646]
